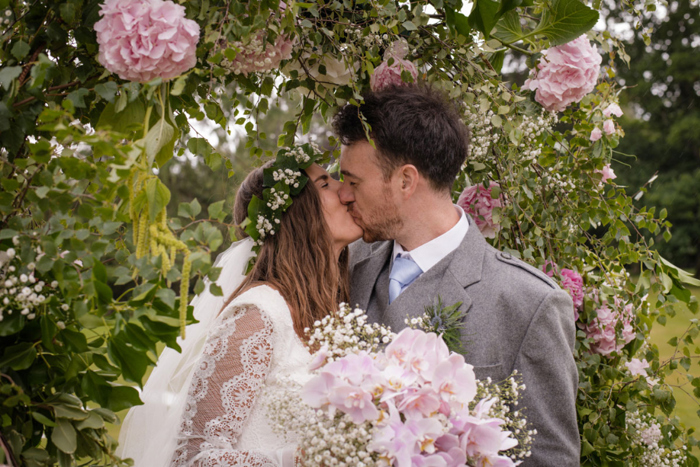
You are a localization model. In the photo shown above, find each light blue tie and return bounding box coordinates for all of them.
[388,255,423,304]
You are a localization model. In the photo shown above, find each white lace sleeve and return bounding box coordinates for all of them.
[170,304,295,467]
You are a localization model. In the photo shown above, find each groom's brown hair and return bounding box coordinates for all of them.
[333,84,470,192]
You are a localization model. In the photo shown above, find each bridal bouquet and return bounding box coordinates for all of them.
[267,305,533,467]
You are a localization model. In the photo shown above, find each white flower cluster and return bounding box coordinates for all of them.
[305,303,394,360]
[266,187,290,211]
[267,390,380,467]
[347,27,389,49]
[285,145,316,164]
[626,411,686,467]
[255,215,275,242]
[463,103,499,163]
[0,241,58,322]
[515,111,557,163]
[3,9,12,25]
[272,168,302,188]
[475,372,535,462]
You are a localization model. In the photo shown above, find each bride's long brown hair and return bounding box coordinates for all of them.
[223,162,351,339]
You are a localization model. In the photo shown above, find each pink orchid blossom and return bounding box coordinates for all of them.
[522,35,601,112]
[457,182,504,239]
[626,358,650,377]
[590,127,603,142]
[308,344,329,371]
[301,372,338,409]
[328,383,379,423]
[431,354,477,408]
[398,387,442,419]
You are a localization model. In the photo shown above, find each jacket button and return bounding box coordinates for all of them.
[500,252,512,260]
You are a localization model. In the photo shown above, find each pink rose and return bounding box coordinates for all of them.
[595,164,617,184]
[603,103,623,117]
[94,0,200,83]
[541,263,584,319]
[521,35,601,112]
[603,119,616,135]
[590,127,602,142]
[457,182,504,239]
[625,358,650,377]
[370,58,419,91]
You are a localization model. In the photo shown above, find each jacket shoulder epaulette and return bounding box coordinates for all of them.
[494,251,558,290]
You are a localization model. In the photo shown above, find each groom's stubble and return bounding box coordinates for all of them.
[352,182,403,244]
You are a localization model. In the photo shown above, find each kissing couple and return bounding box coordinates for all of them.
[118,85,579,467]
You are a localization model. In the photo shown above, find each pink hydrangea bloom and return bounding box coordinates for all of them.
[94,0,200,83]
[625,358,650,377]
[590,127,603,142]
[522,35,602,112]
[541,263,584,319]
[457,182,503,239]
[603,103,623,117]
[225,31,294,76]
[595,164,617,184]
[603,119,616,135]
[584,299,636,356]
[370,57,419,91]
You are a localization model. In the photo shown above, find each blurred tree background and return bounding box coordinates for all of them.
[610,0,700,276]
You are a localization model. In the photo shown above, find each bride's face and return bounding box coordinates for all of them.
[305,164,363,251]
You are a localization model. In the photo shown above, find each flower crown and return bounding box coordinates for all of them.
[240,143,328,259]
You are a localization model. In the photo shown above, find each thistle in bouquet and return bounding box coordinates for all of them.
[268,305,533,467]
[406,296,466,354]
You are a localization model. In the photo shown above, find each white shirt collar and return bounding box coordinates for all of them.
[392,205,469,273]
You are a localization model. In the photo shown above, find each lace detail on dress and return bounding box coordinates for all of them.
[171,304,276,466]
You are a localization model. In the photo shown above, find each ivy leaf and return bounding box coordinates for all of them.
[145,178,171,223]
[94,81,118,103]
[468,0,501,40]
[52,419,77,454]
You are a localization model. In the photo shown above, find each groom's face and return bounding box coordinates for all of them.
[338,141,403,243]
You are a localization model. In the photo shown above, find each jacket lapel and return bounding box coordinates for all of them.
[350,241,393,311]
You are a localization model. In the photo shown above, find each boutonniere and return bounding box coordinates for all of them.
[406,295,466,353]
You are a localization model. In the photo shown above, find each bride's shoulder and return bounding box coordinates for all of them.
[222,282,289,320]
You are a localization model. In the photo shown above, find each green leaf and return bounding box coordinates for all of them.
[52,404,88,421]
[11,41,30,61]
[144,118,175,167]
[66,88,90,109]
[107,386,143,412]
[145,178,171,223]
[75,411,105,430]
[96,98,145,135]
[0,66,22,90]
[51,419,77,454]
[468,0,501,40]
[60,328,89,353]
[530,0,599,46]
[32,412,56,428]
[0,342,37,370]
[107,338,150,385]
[208,200,226,221]
[94,81,118,103]
[402,20,418,31]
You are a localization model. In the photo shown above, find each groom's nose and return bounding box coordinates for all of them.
[338,183,354,206]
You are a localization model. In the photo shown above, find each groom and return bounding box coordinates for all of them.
[333,85,579,466]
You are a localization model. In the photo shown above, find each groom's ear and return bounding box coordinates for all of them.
[397,164,419,198]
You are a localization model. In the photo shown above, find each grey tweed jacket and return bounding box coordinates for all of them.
[348,218,580,467]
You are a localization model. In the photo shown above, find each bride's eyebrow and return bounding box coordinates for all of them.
[314,174,330,183]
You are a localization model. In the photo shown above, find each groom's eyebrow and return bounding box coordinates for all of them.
[340,170,358,180]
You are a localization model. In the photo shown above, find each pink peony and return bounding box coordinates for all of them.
[457,182,504,239]
[603,119,616,135]
[225,31,294,76]
[370,57,419,91]
[595,163,617,184]
[94,0,200,83]
[542,263,584,320]
[603,103,623,117]
[590,127,602,142]
[625,358,650,377]
[522,35,601,112]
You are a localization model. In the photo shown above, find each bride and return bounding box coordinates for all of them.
[117,144,363,466]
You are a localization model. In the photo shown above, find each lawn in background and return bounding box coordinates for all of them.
[649,285,700,451]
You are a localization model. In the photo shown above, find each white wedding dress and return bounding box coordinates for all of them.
[117,239,312,467]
